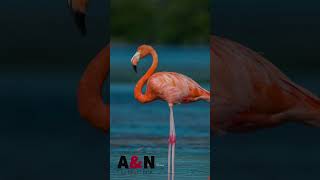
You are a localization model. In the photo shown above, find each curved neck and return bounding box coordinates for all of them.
[77,45,109,132]
[134,49,158,103]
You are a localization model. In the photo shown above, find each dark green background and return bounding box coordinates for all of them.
[111,0,209,44]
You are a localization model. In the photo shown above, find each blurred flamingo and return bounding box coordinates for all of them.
[68,0,109,132]
[211,35,320,133]
[131,45,210,180]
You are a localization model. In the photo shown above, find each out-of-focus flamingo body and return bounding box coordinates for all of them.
[131,45,210,180]
[211,35,320,133]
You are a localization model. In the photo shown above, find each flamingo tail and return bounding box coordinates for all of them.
[200,88,210,102]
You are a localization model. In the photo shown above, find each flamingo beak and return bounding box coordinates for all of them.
[132,65,137,73]
[131,51,140,73]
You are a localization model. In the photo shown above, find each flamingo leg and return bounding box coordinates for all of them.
[168,143,171,180]
[171,143,175,180]
[168,104,176,180]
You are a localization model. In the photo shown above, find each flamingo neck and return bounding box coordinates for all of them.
[134,49,158,103]
[77,46,109,132]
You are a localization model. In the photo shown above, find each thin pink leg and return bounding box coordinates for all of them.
[168,143,171,180]
[168,104,176,180]
[171,143,175,180]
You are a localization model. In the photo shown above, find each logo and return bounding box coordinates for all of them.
[118,155,155,169]
[113,145,164,176]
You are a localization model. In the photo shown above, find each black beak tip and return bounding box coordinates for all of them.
[132,65,137,73]
[73,11,87,36]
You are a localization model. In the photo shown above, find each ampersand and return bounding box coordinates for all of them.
[130,155,142,169]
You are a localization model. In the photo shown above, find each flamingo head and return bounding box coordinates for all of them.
[131,45,154,73]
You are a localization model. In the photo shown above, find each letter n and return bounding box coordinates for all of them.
[144,156,155,169]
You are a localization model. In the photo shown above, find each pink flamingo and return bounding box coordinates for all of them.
[211,35,320,133]
[131,45,210,180]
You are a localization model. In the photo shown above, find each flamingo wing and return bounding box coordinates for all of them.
[148,72,208,104]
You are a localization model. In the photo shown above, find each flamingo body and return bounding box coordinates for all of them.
[145,72,210,104]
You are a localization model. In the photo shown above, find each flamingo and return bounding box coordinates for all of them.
[68,0,109,132]
[211,35,320,133]
[130,45,210,180]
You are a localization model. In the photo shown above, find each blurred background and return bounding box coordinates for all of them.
[110,0,210,179]
[0,0,108,179]
[111,0,209,44]
[110,0,210,83]
[212,0,320,180]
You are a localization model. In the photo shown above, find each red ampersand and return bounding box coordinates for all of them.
[130,155,142,169]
